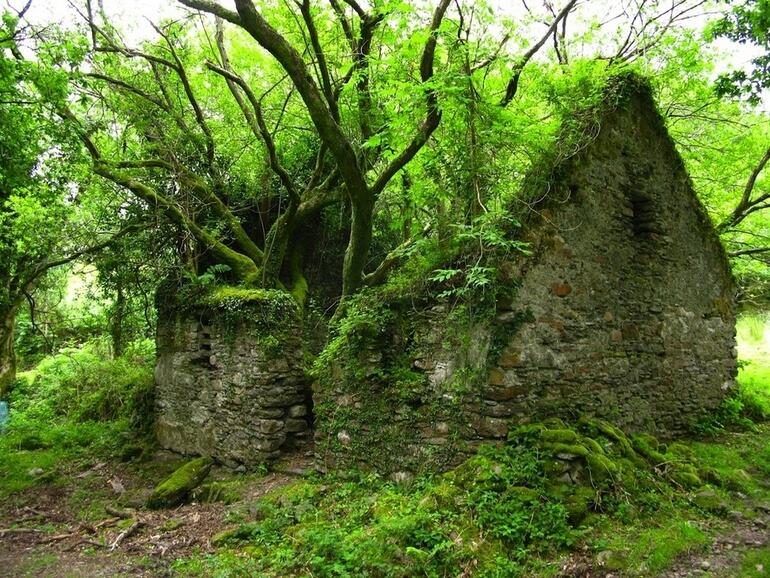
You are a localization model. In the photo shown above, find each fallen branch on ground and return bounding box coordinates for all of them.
[110,520,145,551]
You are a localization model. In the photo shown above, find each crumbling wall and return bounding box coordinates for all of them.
[315,87,737,475]
[448,90,737,436]
[155,290,310,467]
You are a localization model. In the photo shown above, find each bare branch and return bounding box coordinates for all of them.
[719,145,770,232]
[501,0,578,106]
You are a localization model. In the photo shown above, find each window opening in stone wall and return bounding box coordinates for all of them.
[195,322,213,366]
[629,193,660,238]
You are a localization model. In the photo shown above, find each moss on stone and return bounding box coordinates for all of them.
[631,434,668,465]
[692,489,728,514]
[204,286,278,304]
[667,442,695,460]
[670,469,702,490]
[540,429,579,444]
[564,486,596,524]
[586,453,619,484]
[146,457,213,509]
[578,436,605,455]
[541,442,591,458]
[578,417,637,460]
[448,455,502,488]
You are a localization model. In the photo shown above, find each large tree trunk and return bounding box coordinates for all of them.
[0,311,16,399]
[342,195,375,296]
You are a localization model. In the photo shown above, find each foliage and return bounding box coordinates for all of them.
[171,416,734,577]
[0,338,155,498]
[8,339,154,425]
[711,0,770,104]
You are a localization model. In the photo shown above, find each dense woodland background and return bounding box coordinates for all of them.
[2,0,770,576]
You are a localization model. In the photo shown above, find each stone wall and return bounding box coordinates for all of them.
[314,84,737,475]
[451,89,737,436]
[155,294,310,467]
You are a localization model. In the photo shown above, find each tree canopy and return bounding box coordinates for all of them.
[1,0,770,388]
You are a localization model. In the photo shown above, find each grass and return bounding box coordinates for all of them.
[625,519,710,574]
[738,547,770,577]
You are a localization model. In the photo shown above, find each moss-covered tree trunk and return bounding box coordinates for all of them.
[342,195,375,295]
[0,310,16,398]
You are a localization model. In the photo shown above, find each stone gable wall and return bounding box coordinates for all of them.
[458,92,737,435]
[314,91,737,475]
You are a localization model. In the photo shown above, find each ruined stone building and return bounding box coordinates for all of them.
[154,76,737,473]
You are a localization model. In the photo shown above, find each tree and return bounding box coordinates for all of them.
[0,7,137,395]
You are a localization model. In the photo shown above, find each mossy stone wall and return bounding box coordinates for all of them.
[155,288,310,466]
[314,88,737,475]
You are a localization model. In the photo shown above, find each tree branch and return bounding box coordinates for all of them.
[500,0,578,106]
[370,0,452,197]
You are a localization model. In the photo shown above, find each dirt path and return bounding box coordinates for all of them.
[663,515,770,577]
[0,453,312,578]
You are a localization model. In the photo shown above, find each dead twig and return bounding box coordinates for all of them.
[40,532,79,543]
[93,516,121,530]
[64,538,106,552]
[109,520,145,551]
[105,505,134,519]
[0,527,43,536]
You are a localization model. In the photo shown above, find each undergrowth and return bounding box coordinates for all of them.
[0,338,155,498]
[172,415,741,578]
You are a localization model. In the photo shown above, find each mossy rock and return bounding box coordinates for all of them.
[540,429,579,445]
[630,434,667,465]
[720,468,753,492]
[670,469,702,490]
[700,467,725,487]
[543,458,569,477]
[577,417,636,459]
[447,455,502,488]
[699,467,751,492]
[578,436,605,455]
[586,453,619,484]
[693,489,728,514]
[541,442,591,459]
[667,442,695,459]
[564,486,595,525]
[146,457,213,509]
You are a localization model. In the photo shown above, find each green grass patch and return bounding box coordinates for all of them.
[0,339,155,499]
[624,519,710,574]
[737,546,770,577]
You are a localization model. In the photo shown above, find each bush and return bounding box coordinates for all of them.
[8,338,154,429]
